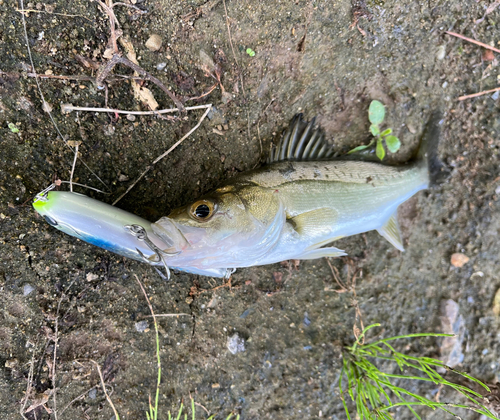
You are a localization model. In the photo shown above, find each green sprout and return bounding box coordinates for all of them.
[246,47,256,57]
[339,323,496,420]
[8,122,19,133]
[135,275,239,420]
[348,100,401,160]
[166,399,240,420]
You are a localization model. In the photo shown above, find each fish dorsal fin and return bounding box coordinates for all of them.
[268,114,334,163]
[377,213,404,251]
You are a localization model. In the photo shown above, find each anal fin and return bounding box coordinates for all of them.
[377,213,404,251]
[294,246,347,260]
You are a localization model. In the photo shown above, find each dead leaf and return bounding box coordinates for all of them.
[25,390,52,413]
[134,85,159,110]
[483,48,495,61]
[42,101,52,113]
[120,37,159,110]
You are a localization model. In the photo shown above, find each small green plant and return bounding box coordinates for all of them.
[340,324,496,420]
[348,100,401,160]
[8,122,19,133]
[166,399,240,420]
[136,276,239,420]
[246,47,256,57]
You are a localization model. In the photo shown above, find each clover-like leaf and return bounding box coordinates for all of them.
[370,124,380,137]
[385,135,401,153]
[376,138,385,160]
[368,100,385,125]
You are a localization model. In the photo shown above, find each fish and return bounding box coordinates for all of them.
[33,113,442,278]
[150,112,443,275]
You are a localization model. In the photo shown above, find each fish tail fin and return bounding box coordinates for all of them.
[417,111,448,186]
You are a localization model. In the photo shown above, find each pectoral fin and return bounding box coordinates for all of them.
[289,208,338,239]
[377,213,404,251]
[294,246,347,260]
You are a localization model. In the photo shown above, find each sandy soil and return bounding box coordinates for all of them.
[1,0,500,418]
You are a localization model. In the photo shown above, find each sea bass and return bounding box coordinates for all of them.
[149,113,442,275]
[33,113,441,278]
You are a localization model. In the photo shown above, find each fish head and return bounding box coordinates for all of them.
[152,184,285,267]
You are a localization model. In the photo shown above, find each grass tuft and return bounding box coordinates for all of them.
[340,323,497,419]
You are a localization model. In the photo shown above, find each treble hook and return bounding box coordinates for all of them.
[125,224,180,280]
[34,184,56,203]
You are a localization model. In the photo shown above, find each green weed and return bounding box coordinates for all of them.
[135,276,239,420]
[166,399,240,420]
[8,122,19,133]
[348,100,401,160]
[339,323,496,419]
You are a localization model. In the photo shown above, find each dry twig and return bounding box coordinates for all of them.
[20,353,37,420]
[61,103,209,116]
[91,360,120,420]
[445,31,500,54]
[112,104,212,205]
[15,8,92,21]
[19,0,110,191]
[458,86,500,101]
[222,0,245,96]
[326,258,365,343]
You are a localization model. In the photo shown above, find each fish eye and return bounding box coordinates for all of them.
[189,200,216,221]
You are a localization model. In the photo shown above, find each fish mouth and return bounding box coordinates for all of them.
[151,217,191,252]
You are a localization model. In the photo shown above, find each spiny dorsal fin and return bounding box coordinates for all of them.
[268,114,334,163]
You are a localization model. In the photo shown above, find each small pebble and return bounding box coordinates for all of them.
[439,299,465,368]
[156,62,167,71]
[495,185,500,195]
[491,91,500,101]
[227,333,246,354]
[23,284,35,296]
[436,45,446,60]
[450,252,469,268]
[86,272,99,282]
[135,320,149,333]
[88,388,97,399]
[145,34,162,51]
[492,288,500,316]
[303,312,311,326]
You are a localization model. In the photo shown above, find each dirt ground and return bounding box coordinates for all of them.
[1,0,500,418]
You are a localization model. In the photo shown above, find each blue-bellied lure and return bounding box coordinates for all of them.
[32,185,230,278]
